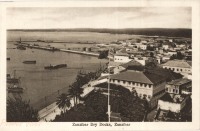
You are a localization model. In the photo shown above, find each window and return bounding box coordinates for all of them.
[177,69,179,71]
[118,80,120,83]
[144,84,147,87]
[173,89,175,93]
[176,89,179,94]
[140,83,143,87]
[165,88,168,92]
[123,81,126,84]
[148,95,151,99]
[128,81,131,85]
[180,69,183,72]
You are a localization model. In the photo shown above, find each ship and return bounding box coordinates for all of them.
[7,84,23,93]
[7,71,19,84]
[17,45,26,50]
[44,64,67,70]
[23,60,36,64]
[7,70,23,93]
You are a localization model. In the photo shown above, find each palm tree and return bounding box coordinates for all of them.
[69,81,83,107]
[56,93,71,114]
[68,85,77,107]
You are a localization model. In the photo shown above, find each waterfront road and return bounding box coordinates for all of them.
[38,79,104,122]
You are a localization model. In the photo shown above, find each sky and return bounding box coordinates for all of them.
[6,7,191,29]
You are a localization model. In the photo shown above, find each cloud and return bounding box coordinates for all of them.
[6,7,191,29]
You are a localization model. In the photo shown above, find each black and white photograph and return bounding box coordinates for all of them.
[0,0,200,130]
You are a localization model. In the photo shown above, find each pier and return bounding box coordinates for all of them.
[19,43,100,57]
[60,49,99,57]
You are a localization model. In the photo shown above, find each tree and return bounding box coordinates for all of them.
[150,52,154,57]
[56,93,71,114]
[98,50,109,59]
[7,97,38,122]
[84,90,108,121]
[170,52,184,60]
[136,39,141,43]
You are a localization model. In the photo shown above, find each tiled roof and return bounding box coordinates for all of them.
[146,67,183,82]
[110,70,165,84]
[108,61,122,67]
[167,78,191,86]
[159,93,187,103]
[115,52,129,56]
[162,60,191,68]
[120,60,142,68]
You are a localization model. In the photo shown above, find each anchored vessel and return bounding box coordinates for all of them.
[23,60,36,64]
[7,84,23,93]
[7,70,23,93]
[17,45,26,50]
[44,64,67,70]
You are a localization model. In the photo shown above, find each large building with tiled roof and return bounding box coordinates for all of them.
[109,70,166,108]
[161,60,192,78]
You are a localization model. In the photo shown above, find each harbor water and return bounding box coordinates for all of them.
[7,42,108,110]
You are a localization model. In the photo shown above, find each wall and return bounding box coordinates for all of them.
[114,55,131,63]
[110,79,153,101]
[158,100,182,113]
[163,66,191,74]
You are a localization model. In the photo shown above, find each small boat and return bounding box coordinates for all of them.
[17,45,26,50]
[7,84,23,93]
[7,58,10,60]
[7,70,23,93]
[7,70,19,84]
[44,64,67,70]
[23,60,36,64]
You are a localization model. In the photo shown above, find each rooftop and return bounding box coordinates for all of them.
[110,70,166,84]
[167,78,191,86]
[159,93,187,103]
[162,60,191,68]
[120,60,142,68]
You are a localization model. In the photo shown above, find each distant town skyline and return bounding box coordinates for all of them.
[6,7,191,29]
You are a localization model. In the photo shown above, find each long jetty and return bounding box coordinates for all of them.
[60,49,99,57]
[20,43,99,57]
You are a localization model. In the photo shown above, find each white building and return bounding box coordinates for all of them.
[163,44,169,50]
[109,70,166,108]
[139,44,147,50]
[162,60,192,78]
[167,51,177,56]
[114,53,131,63]
[157,78,191,113]
[157,94,188,113]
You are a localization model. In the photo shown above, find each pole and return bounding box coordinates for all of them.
[108,46,111,122]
